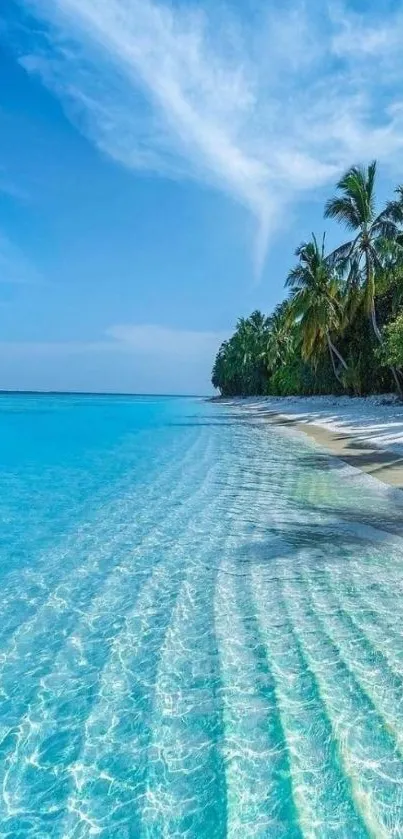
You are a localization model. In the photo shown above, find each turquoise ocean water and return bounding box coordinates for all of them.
[1,393,403,837]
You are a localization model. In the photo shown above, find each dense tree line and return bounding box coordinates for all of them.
[212,162,403,398]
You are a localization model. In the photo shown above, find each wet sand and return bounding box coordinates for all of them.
[266,412,403,490]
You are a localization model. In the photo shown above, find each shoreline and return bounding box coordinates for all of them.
[266,411,403,490]
[219,395,403,491]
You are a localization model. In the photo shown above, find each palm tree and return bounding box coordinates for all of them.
[384,185,403,237]
[262,301,294,372]
[324,161,399,341]
[236,311,267,364]
[286,234,348,386]
[325,161,403,393]
[212,312,270,396]
[374,237,403,317]
[382,187,403,317]
[235,311,269,394]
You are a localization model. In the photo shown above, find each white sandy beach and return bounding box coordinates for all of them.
[233,394,403,455]
[222,394,403,490]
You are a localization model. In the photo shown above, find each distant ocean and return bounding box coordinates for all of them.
[1,392,403,837]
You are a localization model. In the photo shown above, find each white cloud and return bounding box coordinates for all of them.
[19,0,274,273]
[0,325,228,393]
[330,5,403,60]
[17,0,403,273]
[0,324,228,358]
[106,323,228,358]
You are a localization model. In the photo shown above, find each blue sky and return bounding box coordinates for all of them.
[1,0,403,393]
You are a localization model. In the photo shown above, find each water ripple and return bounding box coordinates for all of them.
[1,396,403,837]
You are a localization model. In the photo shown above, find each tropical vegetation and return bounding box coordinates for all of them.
[212,162,403,398]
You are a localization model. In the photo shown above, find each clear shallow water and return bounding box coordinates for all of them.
[1,395,403,838]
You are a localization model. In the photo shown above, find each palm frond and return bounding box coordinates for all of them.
[324,197,359,230]
[366,160,377,217]
[383,186,403,224]
[326,239,355,270]
[294,240,310,258]
[326,162,378,229]
[372,217,401,239]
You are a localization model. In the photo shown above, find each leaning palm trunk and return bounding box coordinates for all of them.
[326,333,347,387]
[370,301,383,343]
[325,162,403,398]
[391,364,403,397]
[328,336,348,371]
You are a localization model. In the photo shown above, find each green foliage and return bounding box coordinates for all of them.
[269,355,343,397]
[211,311,271,397]
[211,161,403,399]
[380,314,403,368]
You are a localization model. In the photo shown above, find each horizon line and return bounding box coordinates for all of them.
[0,389,209,398]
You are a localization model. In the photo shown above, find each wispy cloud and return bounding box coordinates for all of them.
[17,0,403,271]
[330,4,403,60]
[0,324,228,392]
[0,323,228,357]
[106,323,228,359]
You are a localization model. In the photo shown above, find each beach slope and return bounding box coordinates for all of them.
[231,395,403,490]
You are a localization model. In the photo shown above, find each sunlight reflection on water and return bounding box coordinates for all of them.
[0,394,403,837]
